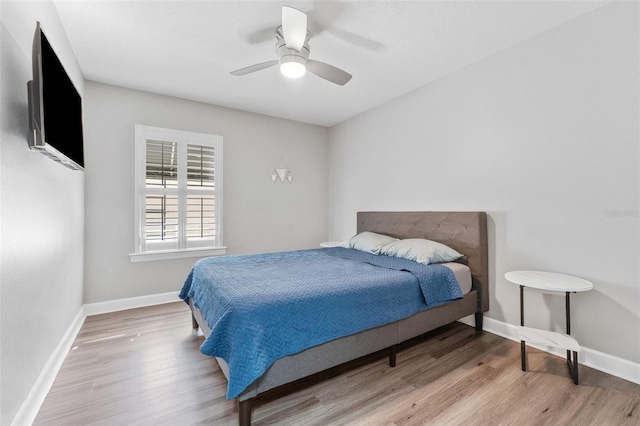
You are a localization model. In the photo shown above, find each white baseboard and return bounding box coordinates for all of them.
[84,291,181,316]
[11,306,86,426]
[459,315,640,385]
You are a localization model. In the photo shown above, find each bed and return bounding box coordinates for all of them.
[182,211,489,425]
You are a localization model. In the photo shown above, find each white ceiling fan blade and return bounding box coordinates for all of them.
[306,60,352,86]
[282,6,307,51]
[230,60,279,76]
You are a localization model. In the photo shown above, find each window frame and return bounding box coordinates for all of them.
[130,125,225,263]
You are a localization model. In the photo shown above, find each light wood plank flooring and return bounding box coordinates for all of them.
[34,302,640,425]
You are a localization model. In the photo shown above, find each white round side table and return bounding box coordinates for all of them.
[505,270,593,384]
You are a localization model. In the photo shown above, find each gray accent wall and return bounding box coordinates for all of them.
[1,2,85,424]
[327,2,639,364]
[82,82,328,303]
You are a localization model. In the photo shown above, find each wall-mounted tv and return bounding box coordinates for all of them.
[27,21,84,170]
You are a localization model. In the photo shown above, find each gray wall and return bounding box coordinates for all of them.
[83,82,328,303]
[1,2,85,424]
[328,2,639,363]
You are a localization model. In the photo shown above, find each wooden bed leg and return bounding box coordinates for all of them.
[238,399,252,426]
[191,313,199,330]
[389,345,397,367]
[475,312,484,332]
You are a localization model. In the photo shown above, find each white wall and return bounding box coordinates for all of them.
[83,82,328,303]
[328,2,639,364]
[0,1,85,424]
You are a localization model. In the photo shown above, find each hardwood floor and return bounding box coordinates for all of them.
[34,302,640,425]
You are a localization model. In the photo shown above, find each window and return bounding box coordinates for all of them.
[130,125,225,262]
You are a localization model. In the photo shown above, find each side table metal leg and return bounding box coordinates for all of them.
[565,292,579,384]
[520,285,526,371]
[566,291,572,364]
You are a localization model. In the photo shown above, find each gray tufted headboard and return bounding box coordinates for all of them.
[357,211,489,313]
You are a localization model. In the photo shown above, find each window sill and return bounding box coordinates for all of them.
[129,247,227,263]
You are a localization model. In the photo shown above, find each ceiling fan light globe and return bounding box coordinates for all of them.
[280,60,306,79]
[280,55,307,78]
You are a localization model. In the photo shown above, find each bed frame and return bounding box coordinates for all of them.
[188,211,489,425]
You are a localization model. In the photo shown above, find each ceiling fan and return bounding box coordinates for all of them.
[230,6,352,86]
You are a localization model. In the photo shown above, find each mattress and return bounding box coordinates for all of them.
[442,262,472,295]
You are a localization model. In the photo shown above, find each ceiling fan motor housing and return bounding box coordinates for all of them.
[276,26,310,66]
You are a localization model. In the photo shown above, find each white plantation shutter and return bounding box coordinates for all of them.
[133,125,224,259]
[146,140,178,188]
[145,194,178,243]
[186,144,217,242]
[145,140,178,245]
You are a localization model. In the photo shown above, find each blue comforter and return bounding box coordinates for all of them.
[179,247,462,399]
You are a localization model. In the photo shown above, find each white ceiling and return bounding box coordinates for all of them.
[53,0,608,127]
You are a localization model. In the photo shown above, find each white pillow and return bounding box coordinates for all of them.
[379,238,462,265]
[349,231,399,254]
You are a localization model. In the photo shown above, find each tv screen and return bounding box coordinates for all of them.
[28,22,84,170]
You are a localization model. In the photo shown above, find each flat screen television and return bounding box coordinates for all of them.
[27,21,84,170]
